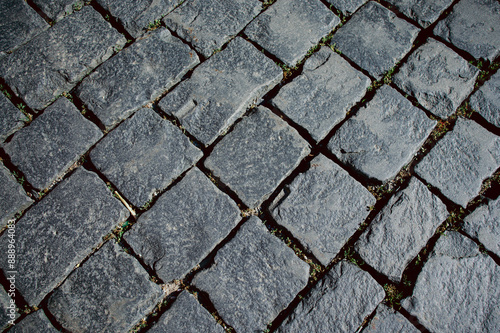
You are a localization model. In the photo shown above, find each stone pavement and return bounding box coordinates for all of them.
[0,0,499,331]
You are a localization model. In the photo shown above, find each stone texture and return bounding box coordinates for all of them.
[194,216,310,333]
[0,93,26,143]
[393,38,479,118]
[0,168,129,305]
[328,85,436,181]
[0,164,33,228]
[415,118,500,207]
[245,0,340,66]
[325,0,368,15]
[0,6,126,110]
[463,196,500,257]
[159,37,282,145]
[402,231,500,332]
[205,106,310,208]
[386,0,454,28]
[4,97,102,190]
[164,0,261,58]
[47,240,164,333]
[271,47,370,142]
[278,261,385,332]
[330,2,419,79]
[355,177,448,281]
[470,70,500,128]
[32,0,86,22]
[270,154,375,266]
[125,167,240,282]
[77,28,199,130]
[362,304,419,333]
[0,287,18,330]
[10,311,59,333]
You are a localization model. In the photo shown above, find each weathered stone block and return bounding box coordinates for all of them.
[363,304,419,333]
[0,164,32,228]
[463,196,500,257]
[470,70,500,128]
[32,0,86,22]
[325,0,368,15]
[0,93,26,143]
[386,0,454,27]
[10,311,59,332]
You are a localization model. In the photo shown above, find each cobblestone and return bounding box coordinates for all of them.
[362,304,419,333]
[32,0,85,22]
[470,70,500,128]
[386,0,454,27]
[0,164,32,229]
[0,93,26,143]
[463,196,500,257]
[9,311,59,332]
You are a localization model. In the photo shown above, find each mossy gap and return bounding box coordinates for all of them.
[25,0,54,26]
[164,26,207,63]
[0,79,35,124]
[318,0,347,23]
[259,0,277,10]
[39,308,72,333]
[185,287,236,332]
[65,91,107,133]
[90,0,135,43]
[354,307,378,333]
[457,229,500,266]
[0,148,39,201]
[0,269,31,317]
[398,307,433,333]
[116,238,165,285]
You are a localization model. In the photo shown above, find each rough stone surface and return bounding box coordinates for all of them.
[194,216,310,333]
[470,70,500,128]
[90,108,202,208]
[0,168,129,305]
[328,85,436,181]
[271,47,370,142]
[270,154,375,266]
[463,196,500,257]
[205,106,310,208]
[0,287,18,330]
[278,261,385,332]
[362,304,419,333]
[32,0,86,22]
[386,0,454,27]
[355,177,448,281]
[0,164,33,228]
[0,93,26,143]
[10,311,59,333]
[325,0,368,15]
[47,240,164,333]
[402,231,500,332]
[415,118,500,207]
[245,0,339,66]
[164,0,261,58]
[331,2,420,79]
[393,38,479,118]
[125,167,240,282]
[4,97,103,190]
[159,37,282,145]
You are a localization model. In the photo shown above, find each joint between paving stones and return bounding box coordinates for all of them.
[89,0,135,43]
[25,0,54,26]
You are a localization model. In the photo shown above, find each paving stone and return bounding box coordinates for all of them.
[0,168,129,305]
[0,6,126,111]
[277,261,385,332]
[385,0,454,28]
[0,93,26,143]
[330,2,419,79]
[205,106,310,208]
[77,28,199,130]
[270,154,375,266]
[32,0,86,22]
[393,38,479,118]
[434,0,500,61]
[193,216,309,333]
[328,85,436,182]
[47,240,164,333]
[355,177,448,282]
[164,0,261,58]
[4,97,102,190]
[0,164,33,228]
[271,47,370,142]
[415,118,500,207]
[10,311,59,333]
[402,231,500,332]
[324,0,368,15]
[125,167,241,282]
[245,0,339,66]
[90,108,202,208]
[0,287,18,330]
[463,196,500,257]
[362,304,419,333]
[470,70,500,128]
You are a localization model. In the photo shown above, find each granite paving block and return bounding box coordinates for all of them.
[10,311,59,333]
[125,167,241,282]
[415,118,500,207]
[363,304,419,333]
[355,177,448,281]
[328,85,436,181]
[194,216,310,333]
[393,38,479,118]
[271,47,370,142]
[205,106,310,208]
[0,6,126,110]
[164,0,261,58]
[245,0,340,66]
[0,287,18,330]
[270,154,375,266]
[47,240,164,333]
[32,0,86,22]
[463,196,500,257]
[385,0,454,28]
[325,0,368,15]
[159,37,282,145]
[0,168,129,305]
[77,28,199,130]
[470,70,500,128]
[330,2,419,79]
[0,164,32,228]
[402,231,500,332]
[277,261,385,332]
[0,93,26,143]
[4,97,102,190]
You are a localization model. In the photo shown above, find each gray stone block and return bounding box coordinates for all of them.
[125,167,241,282]
[386,0,454,28]
[0,6,126,110]
[10,311,59,333]
[402,231,500,332]
[470,70,500,128]
[90,108,202,208]
[245,0,340,66]
[355,177,448,282]
[362,304,419,333]
[278,261,385,332]
[270,154,375,266]
[393,38,479,118]
[164,0,261,58]
[330,2,419,79]
[271,47,370,142]
[328,85,436,181]
[205,106,310,208]
[47,240,164,333]
[325,0,368,15]
[0,287,18,330]
[0,164,32,229]
[0,93,26,143]
[463,196,500,257]
[415,118,500,207]
[32,0,86,22]
[193,216,309,333]
[4,97,102,190]
[0,168,129,305]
